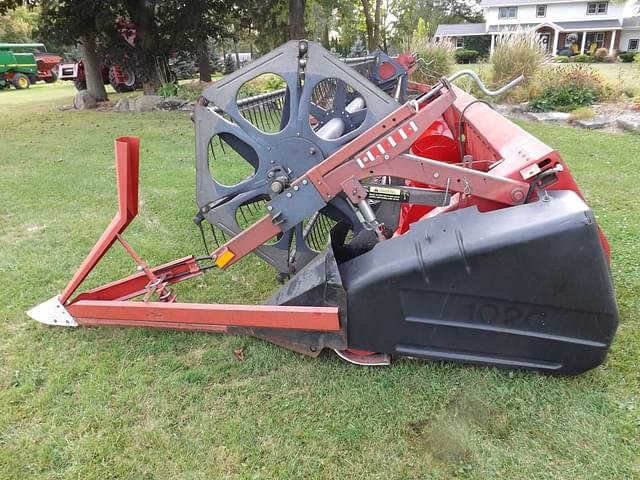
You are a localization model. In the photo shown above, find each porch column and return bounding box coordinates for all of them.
[580,31,587,54]
[553,29,559,56]
[490,34,495,56]
[609,30,616,52]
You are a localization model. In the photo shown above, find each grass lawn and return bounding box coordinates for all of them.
[1,84,639,479]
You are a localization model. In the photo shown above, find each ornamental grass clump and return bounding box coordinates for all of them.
[491,28,544,88]
[413,38,455,85]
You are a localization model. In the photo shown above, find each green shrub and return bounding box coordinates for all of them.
[491,29,544,88]
[454,49,480,64]
[594,47,608,62]
[157,82,179,97]
[414,38,455,85]
[572,54,593,63]
[461,35,490,57]
[569,106,596,121]
[619,52,636,62]
[156,81,205,101]
[237,73,286,99]
[555,56,570,63]
[529,85,595,112]
[635,53,640,64]
[537,64,607,101]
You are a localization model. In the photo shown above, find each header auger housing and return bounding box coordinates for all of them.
[29,40,619,374]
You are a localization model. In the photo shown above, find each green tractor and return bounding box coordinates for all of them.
[0,43,39,90]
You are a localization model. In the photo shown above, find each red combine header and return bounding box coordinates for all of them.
[29,41,618,374]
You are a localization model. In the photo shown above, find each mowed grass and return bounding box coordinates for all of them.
[0,85,639,479]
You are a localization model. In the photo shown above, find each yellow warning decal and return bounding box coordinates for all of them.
[368,186,410,202]
[370,186,400,196]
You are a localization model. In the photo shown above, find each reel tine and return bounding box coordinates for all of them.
[218,136,226,155]
[246,102,260,130]
[256,101,268,131]
[209,140,216,164]
[210,224,221,248]
[302,212,321,252]
[264,99,277,131]
[197,220,210,255]
[310,219,323,251]
[319,214,333,245]
[238,204,249,226]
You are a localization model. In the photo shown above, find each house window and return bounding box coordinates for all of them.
[629,39,639,51]
[536,5,547,17]
[586,2,607,15]
[456,37,465,48]
[499,6,518,19]
[585,32,605,49]
[595,32,604,48]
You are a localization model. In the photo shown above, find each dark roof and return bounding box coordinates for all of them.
[622,17,640,28]
[434,23,487,36]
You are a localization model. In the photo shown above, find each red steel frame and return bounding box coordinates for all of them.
[54,79,602,336]
[61,137,340,333]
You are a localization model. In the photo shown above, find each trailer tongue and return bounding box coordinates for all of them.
[28,41,619,374]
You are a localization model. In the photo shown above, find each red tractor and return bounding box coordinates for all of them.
[59,59,138,92]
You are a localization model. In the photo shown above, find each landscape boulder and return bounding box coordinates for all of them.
[525,111,570,123]
[130,95,163,112]
[572,116,614,130]
[73,90,97,110]
[617,114,640,134]
[115,98,130,112]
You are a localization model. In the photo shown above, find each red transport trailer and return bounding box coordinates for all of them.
[34,51,62,83]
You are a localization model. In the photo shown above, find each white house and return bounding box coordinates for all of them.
[434,0,640,56]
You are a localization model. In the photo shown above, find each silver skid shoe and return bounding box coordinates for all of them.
[26,296,77,327]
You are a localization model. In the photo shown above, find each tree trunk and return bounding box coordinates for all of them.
[361,0,375,52]
[129,0,161,94]
[234,39,240,69]
[197,40,212,83]
[289,0,306,40]
[373,0,382,50]
[81,35,107,102]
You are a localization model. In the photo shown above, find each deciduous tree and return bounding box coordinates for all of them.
[40,0,114,101]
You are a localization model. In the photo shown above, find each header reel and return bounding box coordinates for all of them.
[194,41,402,276]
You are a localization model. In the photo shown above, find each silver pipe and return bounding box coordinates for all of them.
[317,96,364,139]
[345,96,365,113]
[316,118,345,139]
[447,69,524,97]
[415,70,525,106]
